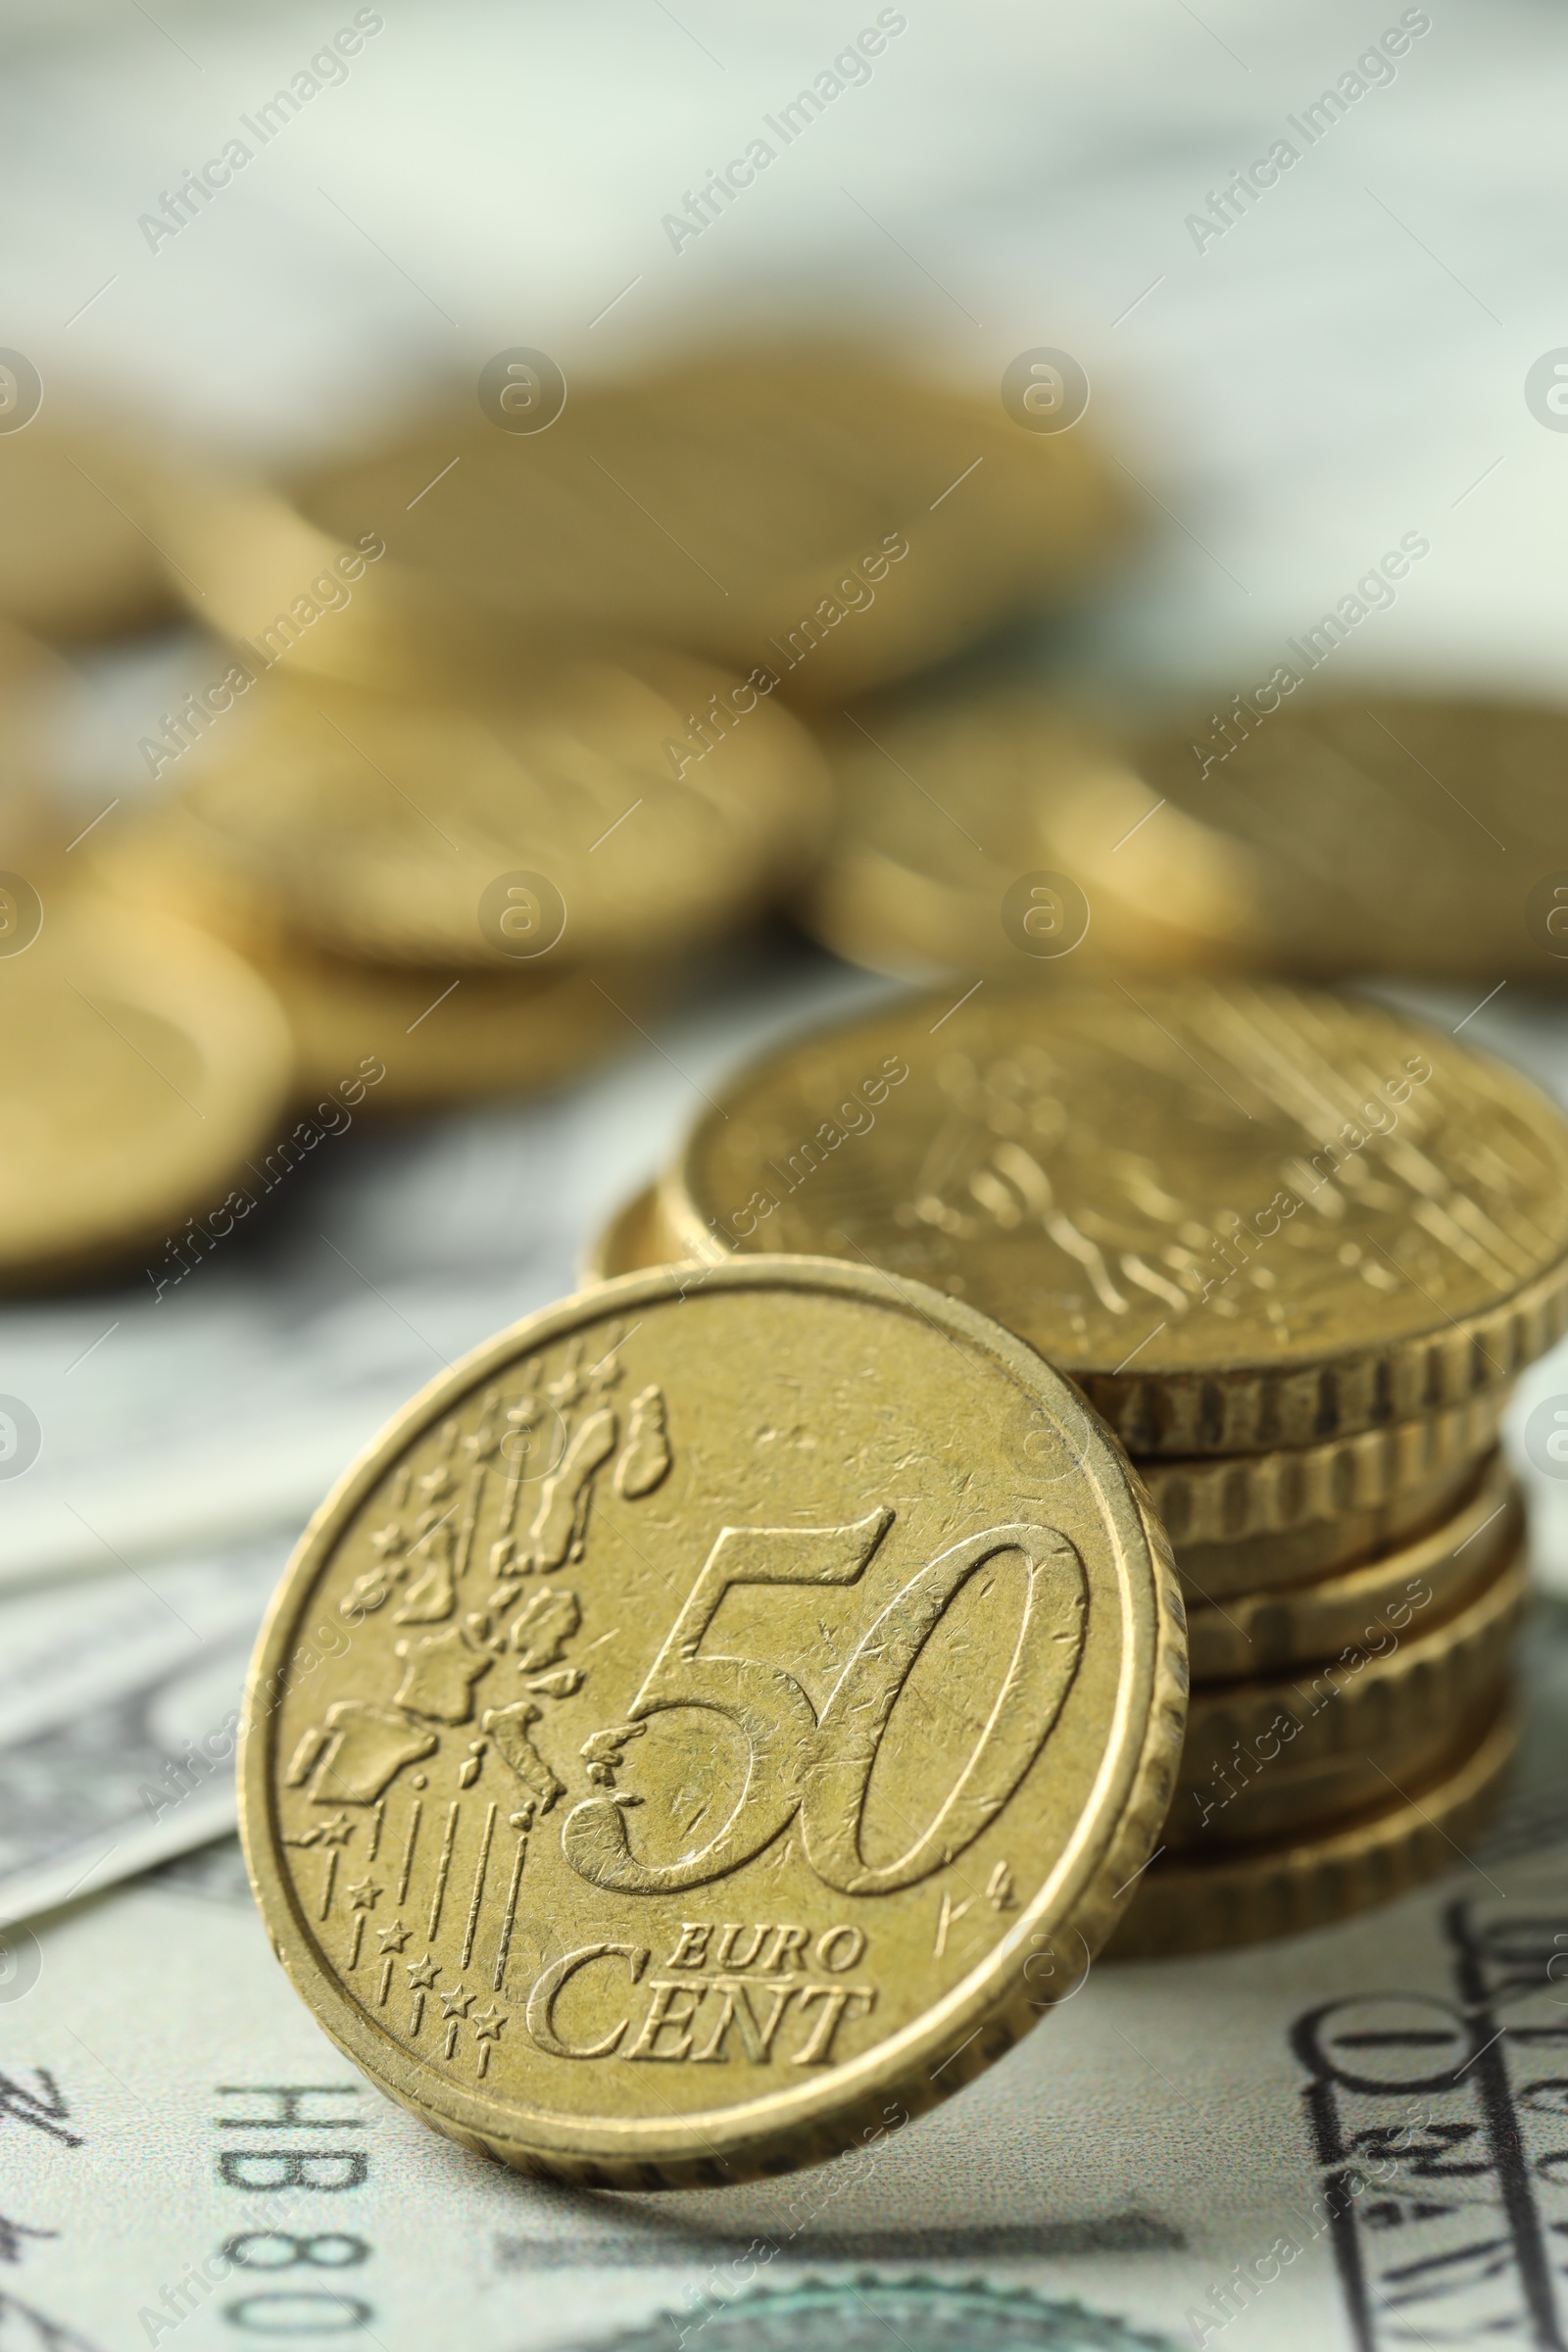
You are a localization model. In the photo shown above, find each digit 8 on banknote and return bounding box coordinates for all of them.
[240,1258,1186,2185]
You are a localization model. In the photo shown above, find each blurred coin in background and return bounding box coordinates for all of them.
[127,653,829,970]
[0,896,292,1286]
[0,621,83,861]
[156,344,1128,700]
[1134,695,1568,981]
[580,1181,675,1286]
[799,683,1264,980]
[0,411,181,640]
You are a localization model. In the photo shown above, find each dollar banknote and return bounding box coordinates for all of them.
[0,1537,287,1932]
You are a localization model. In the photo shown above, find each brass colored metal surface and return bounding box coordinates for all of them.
[662,982,1568,1453]
[1107,1700,1517,1958]
[1184,1453,1519,1681]
[800,686,1262,980]
[240,1257,1186,2184]
[1168,1457,1485,1594]
[1142,1388,1508,1557]
[1166,1693,1501,1853]
[179,348,1125,702]
[98,819,677,1110]
[1179,1544,1523,1790]
[158,658,829,971]
[1134,696,1568,984]
[580,1185,679,1287]
[0,416,180,639]
[0,896,293,1285]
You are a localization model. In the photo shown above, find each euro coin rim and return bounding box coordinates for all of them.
[1183,1452,1518,1680]
[1141,1389,1509,1545]
[1180,1544,1524,1779]
[1107,1698,1517,1958]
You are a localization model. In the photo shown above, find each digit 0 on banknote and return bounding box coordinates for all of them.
[240,1259,1186,2184]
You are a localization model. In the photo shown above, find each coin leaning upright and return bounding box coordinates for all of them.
[239,1258,1186,2185]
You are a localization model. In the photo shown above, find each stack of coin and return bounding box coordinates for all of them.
[95,649,831,1111]
[586,977,1568,1950]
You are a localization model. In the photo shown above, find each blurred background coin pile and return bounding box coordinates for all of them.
[2,335,1133,1270]
[0,335,1128,1166]
[588,976,1568,1950]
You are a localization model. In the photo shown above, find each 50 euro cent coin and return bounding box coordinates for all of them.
[239,1257,1186,2185]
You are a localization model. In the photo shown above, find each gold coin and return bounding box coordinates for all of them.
[155,657,828,970]
[799,685,1262,981]
[252,944,666,1111]
[0,624,82,861]
[170,346,1125,702]
[1178,1541,1523,1805]
[661,981,1568,1453]
[95,820,671,1110]
[1169,1458,1486,1595]
[1166,1690,1502,1852]
[0,894,293,1285]
[580,1184,676,1287]
[1107,1699,1516,1957]
[0,416,180,639]
[1147,1389,1508,1595]
[1133,696,1568,983]
[239,1257,1185,2185]
[1145,1389,1506,1554]
[1184,1453,1519,1681]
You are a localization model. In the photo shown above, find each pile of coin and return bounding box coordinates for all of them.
[0,340,1133,1280]
[587,974,1568,1951]
[84,338,1129,1119]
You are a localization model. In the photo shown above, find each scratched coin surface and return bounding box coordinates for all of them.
[661,983,1568,1453]
[159,655,829,969]
[240,1257,1186,2184]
